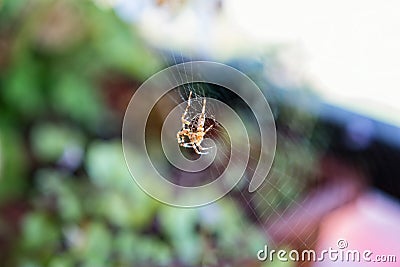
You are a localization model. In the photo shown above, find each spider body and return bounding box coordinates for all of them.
[177,91,213,155]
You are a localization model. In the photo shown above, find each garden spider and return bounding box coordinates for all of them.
[176,91,214,155]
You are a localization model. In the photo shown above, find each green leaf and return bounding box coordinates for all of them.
[85,140,132,191]
[81,222,112,265]
[30,123,84,163]
[48,256,74,267]
[159,207,201,264]
[21,212,60,251]
[51,74,103,128]
[113,231,137,263]
[0,124,28,202]
[2,57,45,117]
[35,169,82,222]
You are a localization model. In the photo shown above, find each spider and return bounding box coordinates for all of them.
[176,91,214,155]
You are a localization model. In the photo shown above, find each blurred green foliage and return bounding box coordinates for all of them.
[0,0,162,202]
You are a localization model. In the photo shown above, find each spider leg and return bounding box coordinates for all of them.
[177,132,184,144]
[204,124,213,133]
[177,129,189,144]
[192,144,208,155]
[196,98,207,132]
[181,143,194,148]
[197,144,212,151]
[181,91,193,127]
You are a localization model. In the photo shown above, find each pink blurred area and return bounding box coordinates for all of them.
[314,190,400,267]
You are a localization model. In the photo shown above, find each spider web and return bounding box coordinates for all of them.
[149,48,324,260]
[119,3,400,265]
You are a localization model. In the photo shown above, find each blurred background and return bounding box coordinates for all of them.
[1,0,400,266]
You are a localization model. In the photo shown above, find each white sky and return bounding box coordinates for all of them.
[226,0,400,127]
[116,0,400,127]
